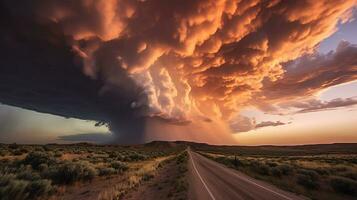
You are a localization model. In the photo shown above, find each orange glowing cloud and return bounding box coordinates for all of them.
[6,0,356,140]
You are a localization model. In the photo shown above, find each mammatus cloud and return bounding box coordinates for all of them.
[0,0,356,143]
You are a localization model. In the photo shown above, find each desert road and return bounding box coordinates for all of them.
[188,150,306,200]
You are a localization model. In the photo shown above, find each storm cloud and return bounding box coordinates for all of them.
[252,41,357,114]
[0,0,356,143]
[257,41,357,105]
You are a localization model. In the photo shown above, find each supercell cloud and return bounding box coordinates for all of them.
[0,0,356,143]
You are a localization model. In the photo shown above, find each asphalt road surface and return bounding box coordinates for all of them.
[188,150,306,200]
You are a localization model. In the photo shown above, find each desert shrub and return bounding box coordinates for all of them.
[117,155,125,161]
[266,161,278,167]
[20,147,29,153]
[17,171,41,181]
[38,163,48,173]
[296,169,319,189]
[271,167,282,177]
[178,163,188,173]
[174,178,188,193]
[178,163,188,174]
[351,158,357,164]
[0,174,54,200]
[0,175,29,200]
[108,152,117,158]
[214,156,232,166]
[98,167,116,176]
[27,179,54,199]
[9,143,19,149]
[110,161,128,172]
[34,147,44,152]
[13,149,24,156]
[0,150,7,156]
[296,174,319,189]
[176,152,188,164]
[22,151,57,170]
[314,168,329,175]
[52,161,97,184]
[43,146,51,152]
[277,164,293,175]
[330,166,348,173]
[122,156,131,162]
[125,152,146,161]
[175,152,188,175]
[54,151,62,157]
[330,176,357,195]
[252,162,270,175]
[0,174,16,187]
[297,169,319,181]
[341,171,357,181]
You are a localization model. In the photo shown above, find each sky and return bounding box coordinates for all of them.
[0,0,356,145]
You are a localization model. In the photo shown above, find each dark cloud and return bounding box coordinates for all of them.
[253,97,357,116]
[280,97,357,114]
[255,121,287,128]
[0,1,148,144]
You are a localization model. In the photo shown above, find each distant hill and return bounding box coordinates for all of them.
[4,140,357,155]
[183,142,357,156]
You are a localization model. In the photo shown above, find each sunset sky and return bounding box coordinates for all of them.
[0,0,356,145]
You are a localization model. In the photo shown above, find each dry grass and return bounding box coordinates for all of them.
[98,155,174,200]
[61,153,90,161]
[0,154,27,161]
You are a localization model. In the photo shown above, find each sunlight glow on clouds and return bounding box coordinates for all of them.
[234,81,357,145]
[0,0,357,144]
[234,108,357,145]
[318,10,357,53]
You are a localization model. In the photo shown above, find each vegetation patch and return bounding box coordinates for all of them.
[0,142,185,199]
[122,151,189,200]
[195,143,357,200]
